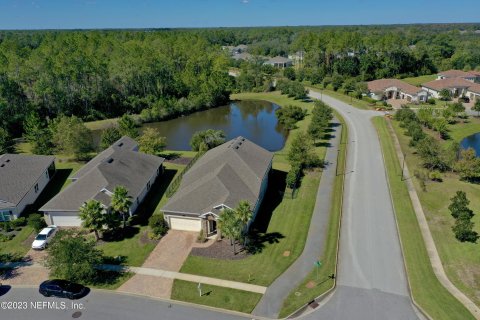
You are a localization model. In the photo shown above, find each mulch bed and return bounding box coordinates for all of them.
[190,239,249,260]
[165,157,192,165]
[139,230,159,245]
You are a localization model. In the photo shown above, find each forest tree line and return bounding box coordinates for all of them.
[0,24,479,142]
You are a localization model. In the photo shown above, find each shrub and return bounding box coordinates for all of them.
[429,170,443,182]
[427,98,436,105]
[28,214,47,232]
[148,214,168,237]
[197,229,206,243]
[10,217,26,229]
[0,234,15,242]
[1,221,12,232]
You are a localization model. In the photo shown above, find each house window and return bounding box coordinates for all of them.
[0,211,12,222]
[34,183,39,193]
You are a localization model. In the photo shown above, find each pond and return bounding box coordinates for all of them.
[461,132,480,157]
[93,100,287,151]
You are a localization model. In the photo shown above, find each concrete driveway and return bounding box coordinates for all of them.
[118,230,208,299]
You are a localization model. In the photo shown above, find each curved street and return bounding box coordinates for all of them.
[304,91,423,320]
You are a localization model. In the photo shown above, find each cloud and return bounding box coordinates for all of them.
[241,0,249,4]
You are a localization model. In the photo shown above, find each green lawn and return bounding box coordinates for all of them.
[90,271,134,290]
[374,117,474,320]
[279,110,347,318]
[179,92,326,287]
[0,226,35,259]
[402,74,437,86]
[392,119,480,309]
[448,117,480,141]
[171,280,262,314]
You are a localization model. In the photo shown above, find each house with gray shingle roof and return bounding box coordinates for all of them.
[0,154,55,221]
[162,136,273,236]
[40,136,164,227]
[263,56,293,68]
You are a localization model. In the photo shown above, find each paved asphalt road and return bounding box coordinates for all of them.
[304,91,423,320]
[0,287,250,320]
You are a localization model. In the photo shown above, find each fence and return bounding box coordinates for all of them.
[165,151,204,198]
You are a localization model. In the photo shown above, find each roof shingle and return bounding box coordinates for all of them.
[162,137,273,216]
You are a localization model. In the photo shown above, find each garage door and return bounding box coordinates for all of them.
[49,213,82,227]
[169,217,201,232]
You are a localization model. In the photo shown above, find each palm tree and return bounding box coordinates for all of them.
[235,201,253,245]
[79,200,106,241]
[111,185,132,229]
[218,209,241,254]
[473,100,480,117]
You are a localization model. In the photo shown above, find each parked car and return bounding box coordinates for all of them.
[39,279,87,299]
[31,225,57,250]
[459,96,470,103]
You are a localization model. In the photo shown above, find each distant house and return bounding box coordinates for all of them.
[422,77,480,99]
[40,136,164,227]
[0,154,55,221]
[222,44,248,55]
[232,52,253,61]
[367,79,429,103]
[263,56,293,68]
[436,70,480,83]
[288,51,305,65]
[162,137,273,236]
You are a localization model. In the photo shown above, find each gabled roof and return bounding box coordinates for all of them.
[0,154,55,209]
[40,137,164,212]
[467,83,480,94]
[265,56,293,64]
[368,79,423,96]
[162,137,273,216]
[422,77,475,91]
[437,69,478,79]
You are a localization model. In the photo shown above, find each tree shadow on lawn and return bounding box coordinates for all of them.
[250,169,287,234]
[101,226,140,242]
[130,168,178,226]
[247,232,285,254]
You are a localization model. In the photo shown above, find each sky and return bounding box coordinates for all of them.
[0,0,479,30]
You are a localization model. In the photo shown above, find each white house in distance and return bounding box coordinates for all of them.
[40,136,164,227]
[0,154,55,221]
[422,70,480,101]
[162,137,273,236]
[264,56,293,68]
[436,69,480,83]
[367,79,429,103]
[288,51,305,66]
[422,77,480,100]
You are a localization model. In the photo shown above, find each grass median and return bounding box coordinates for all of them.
[373,116,473,320]
[171,280,263,314]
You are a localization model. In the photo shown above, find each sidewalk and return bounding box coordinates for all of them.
[100,264,267,294]
[252,116,342,318]
[386,119,480,319]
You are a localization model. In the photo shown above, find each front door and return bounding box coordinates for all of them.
[208,220,217,235]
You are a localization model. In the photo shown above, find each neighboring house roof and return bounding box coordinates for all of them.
[162,137,273,217]
[40,136,164,212]
[232,52,253,61]
[265,56,293,65]
[71,136,138,180]
[0,154,55,209]
[367,79,423,96]
[422,77,476,91]
[467,83,480,94]
[437,69,477,79]
[235,44,248,50]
